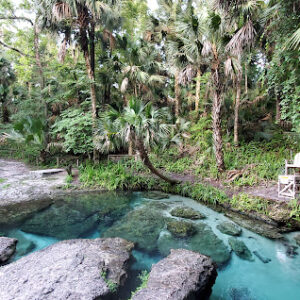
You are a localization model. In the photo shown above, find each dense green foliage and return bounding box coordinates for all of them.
[0,0,299,194]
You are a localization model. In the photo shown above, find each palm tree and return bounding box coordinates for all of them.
[173,4,207,114]
[217,0,265,146]
[96,98,179,184]
[39,0,120,129]
[0,56,15,123]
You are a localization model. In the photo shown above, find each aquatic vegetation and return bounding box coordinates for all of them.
[166,220,197,238]
[216,221,242,236]
[170,206,205,220]
[228,238,254,261]
[129,270,149,300]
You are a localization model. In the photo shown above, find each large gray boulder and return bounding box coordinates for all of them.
[0,237,17,263]
[132,249,217,300]
[0,238,134,300]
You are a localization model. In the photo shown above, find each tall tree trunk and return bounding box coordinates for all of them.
[276,93,281,123]
[195,68,201,113]
[244,62,248,96]
[33,21,45,104]
[234,73,242,146]
[211,47,225,172]
[135,135,179,184]
[82,40,97,161]
[83,50,97,124]
[174,70,180,117]
[1,101,9,123]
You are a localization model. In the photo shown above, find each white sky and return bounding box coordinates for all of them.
[147,0,159,11]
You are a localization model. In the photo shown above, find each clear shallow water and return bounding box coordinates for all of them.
[1,191,300,300]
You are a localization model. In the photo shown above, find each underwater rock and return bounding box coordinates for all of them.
[253,251,271,263]
[283,242,298,258]
[225,212,284,240]
[21,192,132,239]
[229,287,254,300]
[141,191,170,200]
[8,230,35,257]
[294,234,300,246]
[0,198,53,225]
[166,220,197,238]
[228,238,253,261]
[21,204,99,239]
[217,221,242,236]
[0,237,17,263]
[158,223,231,266]
[132,249,217,300]
[170,206,205,220]
[102,207,165,252]
[0,238,134,300]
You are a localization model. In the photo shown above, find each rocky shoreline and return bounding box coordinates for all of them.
[0,237,217,300]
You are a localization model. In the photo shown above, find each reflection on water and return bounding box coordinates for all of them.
[1,191,300,300]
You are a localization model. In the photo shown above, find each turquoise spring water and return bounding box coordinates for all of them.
[1,191,300,300]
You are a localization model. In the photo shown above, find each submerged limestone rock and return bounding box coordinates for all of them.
[170,206,205,220]
[8,230,35,258]
[21,192,131,239]
[0,237,17,263]
[103,207,165,252]
[158,223,231,266]
[166,220,197,238]
[141,191,170,200]
[0,238,134,300]
[294,234,300,246]
[21,204,98,239]
[228,237,253,261]
[225,212,283,240]
[216,221,242,236]
[132,249,217,300]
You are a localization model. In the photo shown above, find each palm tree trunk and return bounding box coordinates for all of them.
[135,136,179,184]
[234,74,241,146]
[83,50,97,123]
[195,68,201,113]
[174,70,180,117]
[211,47,225,172]
[276,93,281,122]
[244,62,248,96]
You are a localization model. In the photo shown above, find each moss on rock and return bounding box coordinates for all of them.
[216,221,242,236]
[228,237,253,261]
[102,207,165,252]
[166,220,197,238]
[170,206,205,220]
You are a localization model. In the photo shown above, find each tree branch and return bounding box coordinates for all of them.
[0,15,33,26]
[0,40,33,57]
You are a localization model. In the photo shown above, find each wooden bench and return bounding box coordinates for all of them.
[107,154,138,162]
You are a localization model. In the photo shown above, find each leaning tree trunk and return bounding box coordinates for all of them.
[234,73,242,146]
[195,68,201,114]
[135,135,179,184]
[174,70,180,117]
[211,47,225,172]
[1,100,9,123]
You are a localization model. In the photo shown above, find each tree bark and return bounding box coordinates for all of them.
[211,46,225,172]
[234,73,241,146]
[195,68,201,113]
[276,93,281,122]
[244,62,248,96]
[174,70,180,117]
[135,136,179,184]
[83,50,97,124]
